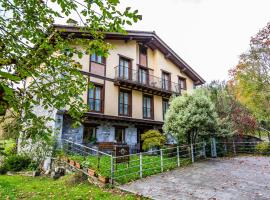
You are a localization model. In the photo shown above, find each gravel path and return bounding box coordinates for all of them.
[120,156,270,200]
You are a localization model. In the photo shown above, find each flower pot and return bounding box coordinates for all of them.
[62,156,69,162]
[87,168,96,177]
[98,175,109,184]
[69,160,75,166]
[75,162,81,169]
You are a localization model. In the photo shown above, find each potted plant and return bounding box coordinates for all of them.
[69,159,75,166]
[81,160,97,177]
[98,174,109,183]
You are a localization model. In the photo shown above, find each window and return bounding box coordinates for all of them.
[179,77,187,90]
[119,90,132,116]
[162,72,171,91]
[119,57,131,80]
[138,67,148,85]
[162,99,169,120]
[143,95,153,119]
[83,126,96,144]
[88,85,103,112]
[139,45,147,66]
[90,53,106,65]
[115,128,125,143]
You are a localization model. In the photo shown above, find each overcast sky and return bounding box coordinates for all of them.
[118,0,270,83]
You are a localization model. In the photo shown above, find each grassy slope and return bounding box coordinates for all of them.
[0,175,145,200]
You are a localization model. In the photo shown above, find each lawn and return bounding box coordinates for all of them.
[0,175,146,200]
[66,149,192,184]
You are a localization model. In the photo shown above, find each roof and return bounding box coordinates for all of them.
[53,24,205,85]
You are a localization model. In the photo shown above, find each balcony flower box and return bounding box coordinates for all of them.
[98,175,109,184]
[87,168,96,177]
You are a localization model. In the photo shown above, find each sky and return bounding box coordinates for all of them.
[118,0,270,83]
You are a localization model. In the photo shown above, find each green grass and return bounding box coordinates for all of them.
[0,175,146,200]
[65,152,192,184]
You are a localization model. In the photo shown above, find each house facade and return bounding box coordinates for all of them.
[55,25,205,152]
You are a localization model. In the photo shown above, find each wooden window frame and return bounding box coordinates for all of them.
[87,82,104,113]
[161,70,171,91]
[142,94,154,120]
[162,98,169,120]
[90,53,106,65]
[119,56,132,80]
[115,127,126,143]
[138,66,149,85]
[83,126,97,144]
[178,76,187,90]
[118,89,132,117]
[139,45,148,67]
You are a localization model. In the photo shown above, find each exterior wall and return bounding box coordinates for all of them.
[132,90,142,119]
[62,116,84,143]
[104,80,118,116]
[72,39,197,121]
[154,95,163,121]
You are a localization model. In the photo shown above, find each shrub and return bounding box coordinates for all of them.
[4,143,17,156]
[3,155,31,172]
[255,142,270,155]
[141,130,166,151]
[0,165,7,175]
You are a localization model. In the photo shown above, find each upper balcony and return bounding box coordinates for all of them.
[114,66,181,97]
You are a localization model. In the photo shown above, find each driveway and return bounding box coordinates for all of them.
[120,156,270,200]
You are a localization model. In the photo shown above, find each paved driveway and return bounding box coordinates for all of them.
[120,156,270,200]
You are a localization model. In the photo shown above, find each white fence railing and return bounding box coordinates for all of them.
[214,141,270,156]
[59,140,207,185]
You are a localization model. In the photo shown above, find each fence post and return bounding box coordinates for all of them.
[160,149,164,172]
[140,153,143,178]
[233,140,236,155]
[191,144,194,163]
[203,142,206,159]
[177,146,180,167]
[97,149,100,170]
[211,137,217,158]
[110,156,114,185]
[224,143,227,155]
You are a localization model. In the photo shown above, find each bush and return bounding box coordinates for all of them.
[4,143,17,156]
[141,130,165,151]
[255,142,270,155]
[3,155,31,172]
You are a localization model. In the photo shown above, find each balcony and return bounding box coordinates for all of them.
[114,66,181,97]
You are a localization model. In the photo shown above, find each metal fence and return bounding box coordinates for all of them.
[59,140,207,185]
[215,141,270,157]
[111,142,206,184]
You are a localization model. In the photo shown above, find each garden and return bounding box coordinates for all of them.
[59,146,193,184]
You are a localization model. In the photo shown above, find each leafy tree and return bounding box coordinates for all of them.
[229,22,270,126]
[0,0,141,144]
[141,130,165,151]
[163,89,218,144]
[206,81,257,137]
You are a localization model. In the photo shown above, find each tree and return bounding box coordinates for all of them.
[206,81,257,137]
[229,22,270,124]
[0,0,141,143]
[163,89,218,144]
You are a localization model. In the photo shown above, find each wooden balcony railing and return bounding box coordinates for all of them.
[114,66,181,95]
